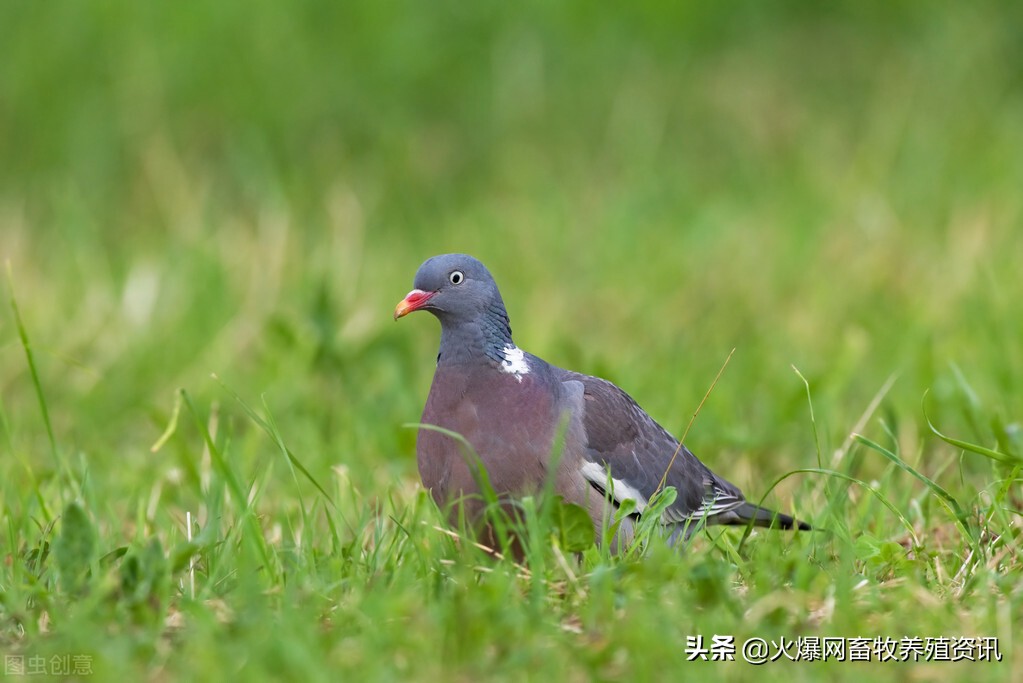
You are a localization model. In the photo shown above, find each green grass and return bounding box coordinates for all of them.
[1,2,1021,680]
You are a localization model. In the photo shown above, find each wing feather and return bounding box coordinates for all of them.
[560,370,746,526]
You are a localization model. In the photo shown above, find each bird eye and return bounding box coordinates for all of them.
[449,270,464,285]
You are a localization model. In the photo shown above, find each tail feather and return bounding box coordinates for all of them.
[729,502,812,531]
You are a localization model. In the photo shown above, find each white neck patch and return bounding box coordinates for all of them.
[500,344,530,382]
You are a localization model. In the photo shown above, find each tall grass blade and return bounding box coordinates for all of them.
[853,434,976,547]
[922,392,1021,465]
[6,263,65,476]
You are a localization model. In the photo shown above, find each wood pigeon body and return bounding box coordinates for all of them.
[395,253,810,548]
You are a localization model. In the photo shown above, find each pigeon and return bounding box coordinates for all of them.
[395,253,810,549]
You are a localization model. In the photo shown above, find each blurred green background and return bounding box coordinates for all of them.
[3,0,1022,506]
[4,0,1023,496]
[1,0,1023,507]
[3,1,1023,680]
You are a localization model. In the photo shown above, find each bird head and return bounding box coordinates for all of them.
[394,253,505,325]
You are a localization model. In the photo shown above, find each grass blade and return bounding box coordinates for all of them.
[739,467,918,551]
[922,391,1021,465]
[6,262,64,476]
[853,433,976,546]
[213,374,338,509]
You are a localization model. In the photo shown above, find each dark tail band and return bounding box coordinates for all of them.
[731,502,812,531]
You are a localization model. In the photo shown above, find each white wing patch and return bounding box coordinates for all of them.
[691,487,744,521]
[500,344,530,382]
[580,461,649,513]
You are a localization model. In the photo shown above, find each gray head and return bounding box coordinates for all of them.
[395,254,514,364]
[394,254,506,324]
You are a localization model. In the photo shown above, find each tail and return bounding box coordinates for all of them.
[729,502,812,531]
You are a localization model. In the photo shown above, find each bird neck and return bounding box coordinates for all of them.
[437,303,515,367]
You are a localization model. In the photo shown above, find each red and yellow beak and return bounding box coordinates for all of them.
[394,289,436,320]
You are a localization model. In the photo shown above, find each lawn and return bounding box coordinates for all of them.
[1,2,1021,681]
